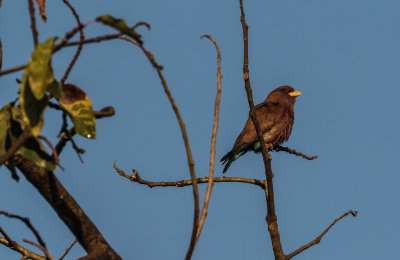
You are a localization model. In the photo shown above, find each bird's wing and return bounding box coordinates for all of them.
[232,102,285,151]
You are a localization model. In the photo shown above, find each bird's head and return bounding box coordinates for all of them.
[266,85,302,106]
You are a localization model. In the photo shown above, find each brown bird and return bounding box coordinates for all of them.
[221,86,302,173]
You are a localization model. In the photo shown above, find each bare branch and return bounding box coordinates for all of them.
[0,236,45,260]
[54,106,115,156]
[287,210,358,259]
[0,33,123,78]
[60,0,85,85]
[38,135,63,170]
[132,21,151,31]
[113,161,266,189]
[27,0,39,46]
[0,211,48,252]
[58,239,77,260]
[14,155,122,259]
[0,127,32,166]
[239,0,285,258]
[23,239,54,260]
[0,64,28,76]
[195,34,222,244]
[0,226,15,247]
[117,36,200,260]
[274,146,318,160]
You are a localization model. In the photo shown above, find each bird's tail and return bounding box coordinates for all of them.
[220,145,249,173]
[220,152,234,173]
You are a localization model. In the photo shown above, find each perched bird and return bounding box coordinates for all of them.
[221,86,302,173]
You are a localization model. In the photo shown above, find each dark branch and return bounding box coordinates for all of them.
[58,239,77,260]
[132,21,151,31]
[274,146,318,160]
[0,33,123,77]
[0,211,47,252]
[14,155,122,260]
[27,0,39,46]
[54,106,115,156]
[60,0,85,84]
[239,0,285,258]
[287,210,358,259]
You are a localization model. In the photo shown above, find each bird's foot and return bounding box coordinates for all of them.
[266,143,273,151]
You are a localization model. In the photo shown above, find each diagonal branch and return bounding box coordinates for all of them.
[23,239,53,260]
[60,0,85,84]
[58,239,77,260]
[118,36,200,260]
[287,210,358,259]
[0,211,47,252]
[14,155,122,260]
[195,34,222,244]
[0,236,45,260]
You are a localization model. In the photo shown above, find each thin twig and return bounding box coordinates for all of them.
[0,127,32,166]
[113,162,266,189]
[58,239,77,260]
[0,237,46,260]
[0,64,28,76]
[274,146,318,160]
[38,135,64,170]
[132,21,151,31]
[27,0,39,46]
[239,1,285,258]
[54,106,115,156]
[0,211,47,252]
[287,210,358,259]
[118,36,200,260]
[0,226,15,247]
[195,34,222,244]
[0,33,123,77]
[60,0,85,84]
[23,239,54,260]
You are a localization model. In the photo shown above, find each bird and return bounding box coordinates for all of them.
[220,86,302,173]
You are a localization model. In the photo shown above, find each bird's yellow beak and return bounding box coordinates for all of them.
[288,90,302,97]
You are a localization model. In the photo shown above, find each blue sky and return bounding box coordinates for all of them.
[1,0,399,259]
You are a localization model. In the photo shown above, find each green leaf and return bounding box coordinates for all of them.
[46,80,61,99]
[27,37,56,100]
[0,104,20,181]
[59,84,96,139]
[19,37,61,136]
[5,156,19,182]
[19,73,48,136]
[9,106,56,171]
[96,15,142,44]
[0,103,12,156]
